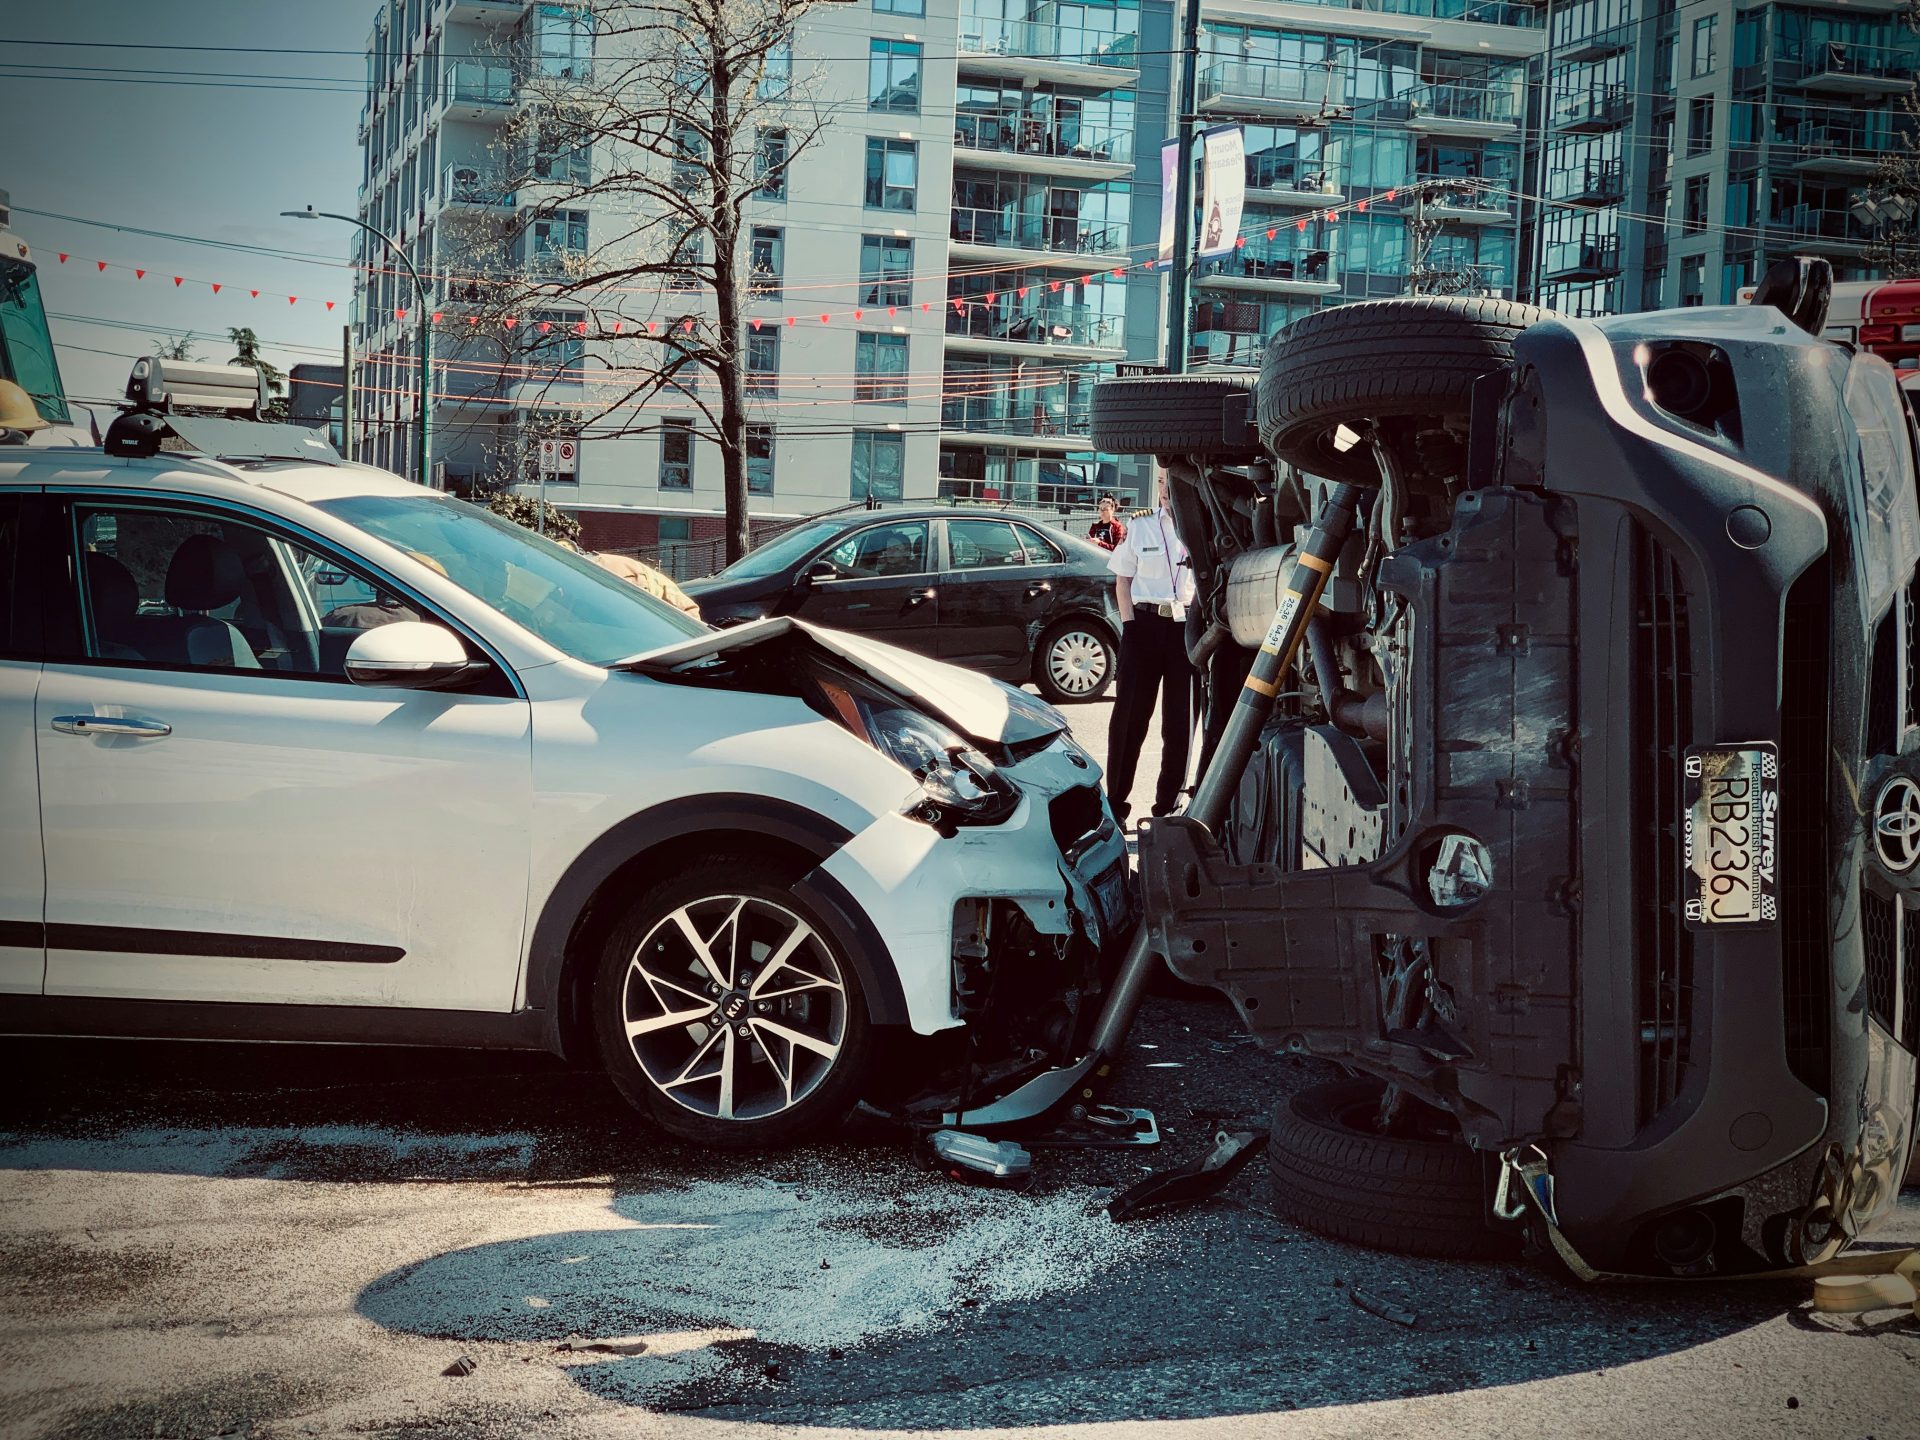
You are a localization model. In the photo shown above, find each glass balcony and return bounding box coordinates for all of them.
[953,112,1133,168]
[1198,241,1338,295]
[1541,238,1621,282]
[1555,85,1630,133]
[442,61,516,112]
[440,164,515,211]
[941,393,1092,439]
[957,18,1140,73]
[1764,205,1876,251]
[1780,41,1918,94]
[948,205,1127,258]
[1400,81,1521,132]
[1198,61,1345,120]
[1411,176,1516,222]
[1547,160,1626,207]
[1790,121,1897,175]
[945,300,1125,350]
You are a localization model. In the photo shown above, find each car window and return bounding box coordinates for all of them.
[316,492,705,664]
[67,501,444,681]
[708,518,844,582]
[1014,524,1064,565]
[826,521,930,577]
[948,519,1028,570]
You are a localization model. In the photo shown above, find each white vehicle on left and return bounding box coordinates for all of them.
[0,360,1130,1147]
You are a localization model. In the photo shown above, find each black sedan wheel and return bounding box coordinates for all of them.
[593,854,871,1148]
[1035,618,1115,703]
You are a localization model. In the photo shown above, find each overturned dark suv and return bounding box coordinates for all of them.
[1091,276,1919,1277]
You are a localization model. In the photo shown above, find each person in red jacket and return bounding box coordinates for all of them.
[1086,495,1128,551]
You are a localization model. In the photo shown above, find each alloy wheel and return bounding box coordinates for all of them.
[1047,629,1111,697]
[621,894,848,1122]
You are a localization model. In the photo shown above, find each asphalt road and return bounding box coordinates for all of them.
[1,698,1915,1439]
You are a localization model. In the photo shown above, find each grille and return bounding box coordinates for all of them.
[1049,784,1105,854]
[1633,530,1695,1122]
[1867,607,1898,759]
[1905,904,1920,1049]
[1780,557,1833,1093]
[1863,889,1898,1034]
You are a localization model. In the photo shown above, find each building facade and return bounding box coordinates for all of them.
[1535,0,1917,317]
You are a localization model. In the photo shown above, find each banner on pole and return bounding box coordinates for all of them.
[1158,138,1179,267]
[1197,125,1246,260]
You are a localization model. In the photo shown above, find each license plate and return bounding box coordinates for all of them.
[1682,744,1780,929]
[1092,862,1132,938]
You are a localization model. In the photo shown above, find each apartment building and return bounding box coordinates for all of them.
[1535,0,1918,317]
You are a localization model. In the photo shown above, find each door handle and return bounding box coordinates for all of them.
[1026,581,1053,597]
[905,589,936,606]
[51,714,172,738]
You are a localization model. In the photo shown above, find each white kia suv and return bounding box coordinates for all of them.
[0,424,1128,1146]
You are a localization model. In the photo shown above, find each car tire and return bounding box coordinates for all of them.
[1034,618,1116,704]
[1090,373,1260,460]
[592,853,872,1149]
[1267,1077,1516,1260]
[1257,297,1548,483]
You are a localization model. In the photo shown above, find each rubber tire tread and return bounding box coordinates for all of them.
[1032,616,1117,704]
[1267,1078,1517,1260]
[1257,297,1548,481]
[1090,373,1259,459]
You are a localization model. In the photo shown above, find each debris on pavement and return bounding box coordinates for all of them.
[1347,1288,1419,1328]
[925,1129,1034,1188]
[1105,1128,1268,1221]
[440,1354,478,1377]
[554,1337,650,1356]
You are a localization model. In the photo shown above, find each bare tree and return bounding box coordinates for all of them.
[441,0,835,563]
[1861,93,1920,279]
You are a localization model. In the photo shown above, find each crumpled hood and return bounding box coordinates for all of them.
[615,616,1067,748]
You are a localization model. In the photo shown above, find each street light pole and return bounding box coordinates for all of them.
[1163,0,1203,375]
[283,207,432,488]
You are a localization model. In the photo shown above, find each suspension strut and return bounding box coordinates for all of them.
[949,474,1368,1128]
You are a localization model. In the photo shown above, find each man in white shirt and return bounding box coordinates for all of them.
[1105,465,1197,823]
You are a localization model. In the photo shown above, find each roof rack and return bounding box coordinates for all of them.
[103,357,342,466]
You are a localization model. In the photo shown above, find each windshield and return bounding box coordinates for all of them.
[707,518,844,582]
[316,493,707,664]
[0,256,69,424]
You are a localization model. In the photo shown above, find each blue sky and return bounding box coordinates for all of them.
[2,0,381,414]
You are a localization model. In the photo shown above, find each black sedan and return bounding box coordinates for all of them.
[683,508,1121,702]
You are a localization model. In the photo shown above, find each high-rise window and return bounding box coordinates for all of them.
[760,39,792,100]
[1692,16,1717,78]
[756,127,789,201]
[869,39,922,113]
[860,235,913,306]
[748,424,775,494]
[750,226,784,299]
[874,0,923,13]
[529,210,588,271]
[525,4,593,79]
[660,417,694,488]
[1687,96,1714,157]
[527,310,586,371]
[1683,176,1709,235]
[746,329,779,396]
[1680,256,1705,307]
[855,333,909,402]
[865,138,917,210]
[851,431,905,500]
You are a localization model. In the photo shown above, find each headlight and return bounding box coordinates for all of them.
[816,678,1020,830]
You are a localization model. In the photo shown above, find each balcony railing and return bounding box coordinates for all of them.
[1199,61,1346,114]
[941,394,1092,438]
[1193,297,1267,335]
[1355,0,1542,25]
[442,61,516,110]
[1791,121,1894,167]
[441,164,515,210]
[953,112,1133,166]
[1542,238,1622,281]
[957,18,1140,70]
[1555,85,1631,131]
[1200,249,1337,285]
[945,302,1124,348]
[1778,42,1918,88]
[1401,81,1522,127]
[1765,205,1877,247]
[1547,159,1626,205]
[949,205,1127,256]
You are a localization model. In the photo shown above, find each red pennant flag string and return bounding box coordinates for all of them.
[853,309,863,321]
[503,316,517,328]
[612,320,622,334]
[538,320,551,332]
[250,289,259,297]
[1235,236,1247,249]
[288,296,297,304]
[818,314,828,325]
[985,292,996,305]
[134,269,145,279]
[1266,228,1277,241]
[173,276,183,286]
[683,319,696,333]
[1357,199,1369,212]
[786,315,795,326]
[433,312,443,323]
[921,301,931,312]
[1048,280,1060,292]
[1296,219,1308,232]
[573,320,586,334]
[211,283,222,294]
[887,306,897,318]
[1110,267,1124,278]
[325,300,334,310]
[57,253,68,264]
[1017,286,1028,299]
[751,317,762,330]
[1385,188,1397,202]
[396,308,408,320]
[467,315,479,325]
[97,261,108,272]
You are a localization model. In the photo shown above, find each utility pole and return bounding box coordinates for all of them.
[1163,0,1203,375]
[340,324,354,462]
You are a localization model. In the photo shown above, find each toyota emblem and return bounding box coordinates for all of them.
[1873,774,1920,873]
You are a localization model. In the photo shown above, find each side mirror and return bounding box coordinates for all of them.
[804,560,839,584]
[344,621,483,690]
